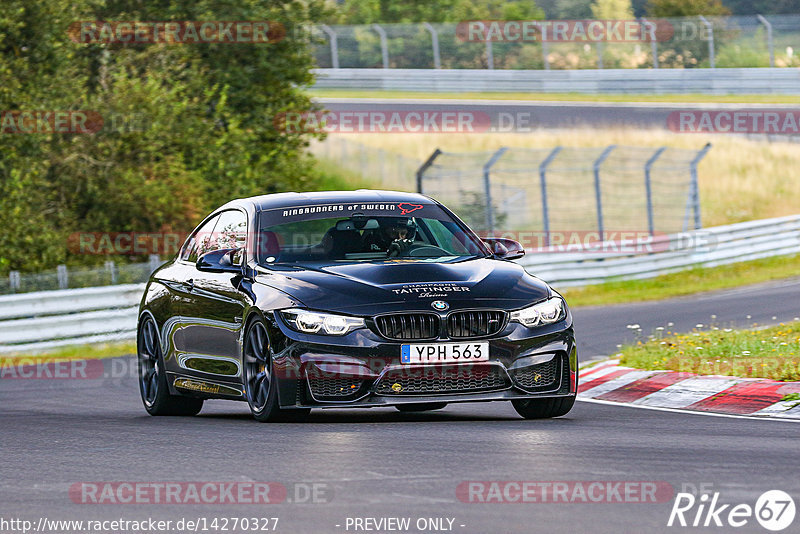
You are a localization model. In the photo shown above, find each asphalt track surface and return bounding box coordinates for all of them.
[315,97,800,131]
[2,278,800,534]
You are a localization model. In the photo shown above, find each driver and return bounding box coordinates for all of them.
[386,218,417,257]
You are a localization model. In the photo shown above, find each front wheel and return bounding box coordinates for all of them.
[243,318,310,422]
[512,396,575,419]
[137,315,203,416]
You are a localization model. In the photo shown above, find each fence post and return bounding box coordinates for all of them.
[756,15,774,67]
[416,148,442,193]
[57,264,68,289]
[9,271,20,293]
[593,145,616,239]
[698,16,715,68]
[641,17,658,68]
[319,25,339,69]
[372,24,389,68]
[482,147,508,235]
[149,254,161,273]
[690,143,712,230]
[538,147,562,247]
[486,38,494,69]
[542,40,550,70]
[105,260,117,285]
[644,147,667,236]
[422,23,441,69]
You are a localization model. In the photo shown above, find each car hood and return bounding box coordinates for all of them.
[254,258,551,315]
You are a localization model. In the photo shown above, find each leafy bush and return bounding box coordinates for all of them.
[0,0,336,273]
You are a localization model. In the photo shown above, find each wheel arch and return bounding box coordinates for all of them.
[137,309,160,351]
[240,306,301,409]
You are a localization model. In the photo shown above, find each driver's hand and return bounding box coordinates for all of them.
[387,239,413,257]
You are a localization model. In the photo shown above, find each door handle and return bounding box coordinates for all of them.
[184,279,195,291]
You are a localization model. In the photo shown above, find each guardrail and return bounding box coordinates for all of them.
[312,68,800,95]
[518,214,800,287]
[0,284,144,354]
[1,214,798,353]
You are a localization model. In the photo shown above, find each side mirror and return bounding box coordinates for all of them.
[196,248,244,273]
[484,238,525,261]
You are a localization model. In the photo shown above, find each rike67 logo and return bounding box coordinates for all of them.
[668,487,795,531]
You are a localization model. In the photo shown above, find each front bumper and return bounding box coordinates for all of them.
[269,313,578,409]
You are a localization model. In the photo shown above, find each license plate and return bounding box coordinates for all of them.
[400,342,489,365]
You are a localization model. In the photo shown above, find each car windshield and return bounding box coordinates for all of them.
[255,202,488,266]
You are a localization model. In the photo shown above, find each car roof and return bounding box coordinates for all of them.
[220,190,437,211]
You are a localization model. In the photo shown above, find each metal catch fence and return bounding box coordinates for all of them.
[312,15,800,70]
[1,256,161,296]
[417,144,711,240]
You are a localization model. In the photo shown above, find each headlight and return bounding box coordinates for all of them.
[510,297,565,327]
[280,308,364,335]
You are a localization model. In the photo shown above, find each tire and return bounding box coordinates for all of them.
[243,317,310,423]
[138,315,203,416]
[512,396,575,419]
[395,403,448,412]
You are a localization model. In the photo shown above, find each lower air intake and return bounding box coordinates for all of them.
[375,364,508,395]
[511,356,561,390]
[307,371,364,401]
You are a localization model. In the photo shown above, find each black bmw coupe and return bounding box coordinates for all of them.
[137,190,577,422]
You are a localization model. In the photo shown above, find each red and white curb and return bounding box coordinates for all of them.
[578,359,800,419]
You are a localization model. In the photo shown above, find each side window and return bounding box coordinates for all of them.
[211,210,248,252]
[181,214,221,263]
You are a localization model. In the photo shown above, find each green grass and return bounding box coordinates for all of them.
[560,254,800,308]
[0,340,136,364]
[309,88,800,104]
[618,322,800,381]
[308,156,374,191]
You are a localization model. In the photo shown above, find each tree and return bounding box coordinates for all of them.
[645,0,730,17]
[335,0,544,24]
[591,0,635,19]
[554,0,594,19]
[0,0,332,273]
